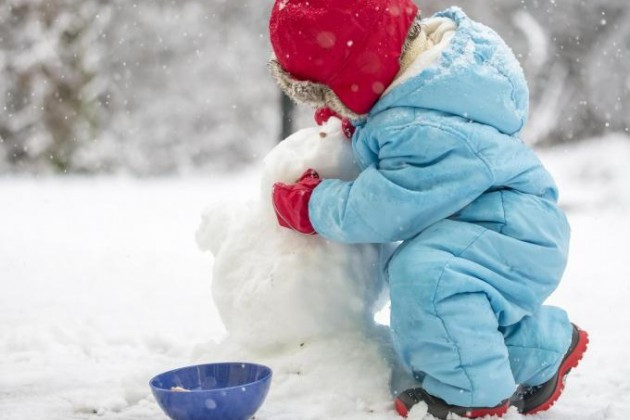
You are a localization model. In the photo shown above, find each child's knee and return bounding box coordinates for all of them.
[386,236,451,289]
[387,247,448,314]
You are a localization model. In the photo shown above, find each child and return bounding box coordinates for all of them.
[268,1,589,418]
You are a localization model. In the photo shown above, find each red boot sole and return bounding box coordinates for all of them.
[395,397,409,417]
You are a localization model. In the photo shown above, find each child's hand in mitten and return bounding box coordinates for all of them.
[272,169,322,234]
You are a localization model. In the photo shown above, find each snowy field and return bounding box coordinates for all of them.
[2,135,630,420]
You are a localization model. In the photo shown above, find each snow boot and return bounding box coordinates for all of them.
[510,324,589,415]
[394,387,509,419]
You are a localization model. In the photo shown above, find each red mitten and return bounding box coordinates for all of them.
[272,169,322,235]
[314,107,356,139]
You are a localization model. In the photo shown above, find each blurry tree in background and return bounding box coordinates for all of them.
[0,0,112,173]
[280,92,296,141]
[1,0,278,175]
[89,0,278,175]
[0,0,629,175]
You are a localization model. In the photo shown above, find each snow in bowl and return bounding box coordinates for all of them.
[150,362,272,420]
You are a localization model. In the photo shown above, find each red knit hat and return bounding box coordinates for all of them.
[269,0,418,115]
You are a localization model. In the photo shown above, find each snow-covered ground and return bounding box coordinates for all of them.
[1,135,630,419]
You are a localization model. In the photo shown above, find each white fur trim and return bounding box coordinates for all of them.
[268,58,363,120]
[384,17,457,95]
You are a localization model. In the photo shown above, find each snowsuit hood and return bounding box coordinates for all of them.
[369,7,530,136]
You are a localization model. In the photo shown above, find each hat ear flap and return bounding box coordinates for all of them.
[268,58,363,121]
[268,58,327,106]
[292,81,328,105]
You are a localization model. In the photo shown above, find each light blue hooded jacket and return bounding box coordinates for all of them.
[309,7,573,408]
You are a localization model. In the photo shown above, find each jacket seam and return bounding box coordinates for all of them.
[382,120,496,184]
[489,61,526,135]
[505,344,566,355]
[429,228,488,404]
[499,190,507,234]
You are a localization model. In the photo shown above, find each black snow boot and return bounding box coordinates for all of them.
[394,387,509,419]
[510,324,589,415]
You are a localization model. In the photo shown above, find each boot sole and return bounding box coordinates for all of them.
[395,398,410,417]
[395,326,589,418]
[394,394,509,418]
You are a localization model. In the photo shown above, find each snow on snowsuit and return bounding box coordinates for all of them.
[308,8,574,408]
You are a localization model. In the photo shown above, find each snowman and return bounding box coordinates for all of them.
[195,118,407,419]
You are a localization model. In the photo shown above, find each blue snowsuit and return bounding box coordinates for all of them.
[308,7,573,408]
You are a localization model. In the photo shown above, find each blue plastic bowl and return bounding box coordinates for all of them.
[150,362,272,420]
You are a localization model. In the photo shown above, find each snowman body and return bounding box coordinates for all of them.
[196,119,400,419]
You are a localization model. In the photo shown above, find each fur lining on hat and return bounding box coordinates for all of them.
[269,13,423,120]
[268,59,363,120]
